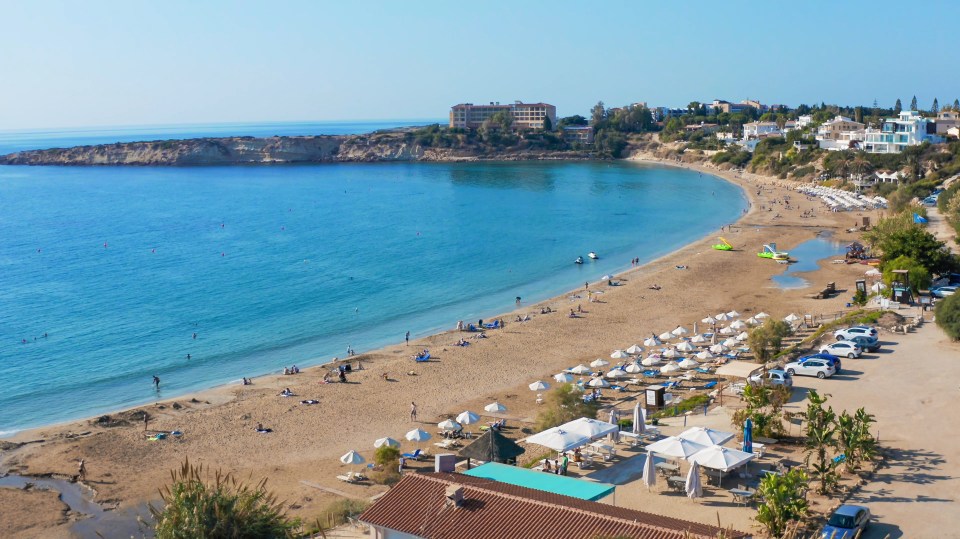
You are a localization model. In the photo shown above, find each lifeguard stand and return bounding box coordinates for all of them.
[890,269,913,304]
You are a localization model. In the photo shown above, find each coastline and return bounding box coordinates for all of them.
[0,155,882,537]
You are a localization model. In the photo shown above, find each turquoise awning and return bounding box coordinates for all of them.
[463,462,615,502]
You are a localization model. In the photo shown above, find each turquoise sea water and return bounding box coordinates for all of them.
[0,124,746,435]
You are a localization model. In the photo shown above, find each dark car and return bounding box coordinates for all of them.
[797,353,841,374]
[821,504,871,538]
[847,335,881,352]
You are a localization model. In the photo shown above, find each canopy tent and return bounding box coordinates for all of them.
[562,417,619,441]
[458,429,525,464]
[686,445,756,473]
[715,362,763,379]
[464,462,614,502]
[644,436,710,459]
[678,426,735,446]
[525,427,590,452]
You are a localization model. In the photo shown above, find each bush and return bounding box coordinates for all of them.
[310,498,370,531]
[374,446,401,466]
[882,255,931,293]
[651,394,710,419]
[936,293,960,340]
[150,459,299,539]
[748,319,793,362]
[535,383,600,431]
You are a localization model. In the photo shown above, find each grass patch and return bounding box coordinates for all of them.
[308,498,370,533]
[652,394,711,419]
[522,451,554,469]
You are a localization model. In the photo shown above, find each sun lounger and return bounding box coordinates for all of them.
[643,370,659,377]
[703,381,718,389]
[414,352,431,362]
[483,320,501,329]
[467,324,478,332]
[729,487,756,506]
[337,471,364,483]
[401,448,423,461]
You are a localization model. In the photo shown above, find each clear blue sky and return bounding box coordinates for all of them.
[2,0,959,130]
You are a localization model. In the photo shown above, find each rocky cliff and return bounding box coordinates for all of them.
[0,130,594,166]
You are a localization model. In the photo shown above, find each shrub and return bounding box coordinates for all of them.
[748,319,793,362]
[374,446,401,466]
[150,459,299,539]
[936,293,960,340]
[651,394,710,419]
[311,498,370,531]
[535,383,600,431]
[754,468,809,538]
[882,255,931,293]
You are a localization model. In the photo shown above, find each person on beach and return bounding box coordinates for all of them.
[584,282,589,291]
[78,459,86,481]
[410,402,417,422]
[515,296,521,306]
[143,413,149,432]
[405,331,410,345]
[153,375,160,390]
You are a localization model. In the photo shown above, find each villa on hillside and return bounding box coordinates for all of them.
[816,115,866,151]
[935,110,960,135]
[863,110,943,154]
[449,101,557,130]
[742,121,781,139]
[562,125,595,144]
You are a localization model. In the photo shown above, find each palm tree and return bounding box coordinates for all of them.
[804,390,838,494]
[754,468,809,538]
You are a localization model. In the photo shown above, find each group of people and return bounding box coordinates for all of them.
[283,365,300,375]
[279,387,294,397]
[541,452,570,475]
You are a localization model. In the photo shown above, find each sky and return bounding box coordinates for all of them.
[2,0,959,130]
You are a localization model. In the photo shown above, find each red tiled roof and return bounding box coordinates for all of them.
[358,473,750,539]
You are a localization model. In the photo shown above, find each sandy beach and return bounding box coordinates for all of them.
[0,158,892,537]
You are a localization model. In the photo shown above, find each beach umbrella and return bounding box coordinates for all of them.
[701,315,717,325]
[590,358,610,368]
[676,341,696,352]
[658,331,674,341]
[626,344,643,355]
[610,350,630,359]
[606,369,627,379]
[643,337,661,347]
[672,326,689,337]
[554,372,574,383]
[484,402,507,413]
[529,380,550,391]
[686,446,756,481]
[715,313,731,322]
[625,363,643,374]
[718,326,735,335]
[722,337,739,348]
[568,364,591,374]
[755,312,770,319]
[456,411,480,426]
[438,419,462,432]
[708,344,728,355]
[686,461,703,501]
[641,452,657,490]
[729,320,747,330]
[743,418,753,454]
[695,350,715,361]
[602,274,612,280]
[633,402,645,435]
[726,310,741,318]
[679,426,735,446]
[690,334,708,344]
[871,282,886,292]
[340,450,365,465]
[642,355,662,366]
[678,357,700,370]
[587,377,610,388]
[736,331,750,342]
[745,317,761,326]
[660,363,680,374]
[784,313,801,322]
[405,428,431,442]
[645,436,710,460]
[374,437,400,449]
[865,268,881,277]
[662,348,680,358]
[526,427,590,452]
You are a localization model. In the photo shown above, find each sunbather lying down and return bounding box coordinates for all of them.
[300,399,319,405]
[255,423,273,433]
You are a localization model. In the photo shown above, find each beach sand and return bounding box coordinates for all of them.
[0,158,887,536]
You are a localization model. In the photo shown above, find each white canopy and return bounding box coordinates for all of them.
[587,377,610,388]
[610,350,630,359]
[568,364,592,374]
[690,334,708,344]
[606,369,627,379]
[865,268,882,276]
[645,436,710,459]
[695,350,715,361]
[871,282,887,292]
[658,332,675,341]
[745,317,761,326]
[676,341,696,352]
[526,427,590,452]
[736,331,750,342]
[708,344,728,354]
[715,313,731,322]
[554,372,574,383]
[722,337,739,348]
[625,363,643,374]
[590,358,610,368]
[726,310,741,318]
[686,445,756,472]
[715,362,763,379]
[671,326,689,336]
[643,337,661,347]
[718,326,735,335]
[678,426,735,447]
[729,320,747,330]
[701,316,717,325]
[405,428,431,442]
[456,411,481,425]
[484,402,507,413]
[562,417,619,441]
[678,358,700,370]
[438,419,462,431]
[374,437,400,449]
[755,312,770,319]
[662,348,681,358]
[642,355,662,366]
[784,313,801,322]
[340,450,365,465]
[529,380,550,391]
[626,344,644,355]
[660,363,680,374]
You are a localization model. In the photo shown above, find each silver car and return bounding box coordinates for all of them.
[784,359,836,379]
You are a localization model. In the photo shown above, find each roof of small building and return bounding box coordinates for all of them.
[358,472,749,539]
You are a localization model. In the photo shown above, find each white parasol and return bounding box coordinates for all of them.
[672,326,689,337]
[709,344,728,354]
[701,316,717,325]
[678,357,700,370]
[568,364,592,374]
[690,334,708,344]
[625,363,643,374]
[729,320,747,330]
[662,348,681,358]
[644,337,661,347]
[726,310,741,318]
[755,312,770,319]
[438,419,462,432]
[658,331,675,341]
[722,337,739,348]
[610,350,630,359]
[676,341,696,352]
[587,377,610,388]
[340,450,365,465]
[405,428,431,442]
[484,402,507,413]
[784,313,801,322]
[554,372,574,383]
[695,350,715,361]
[606,369,628,379]
[642,355,662,366]
[374,437,400,449]
[719,326,735,335]
[626,344,644,355]
[456,411,480,425]
[590,358,610,368]
[736,331,750,342]
[660,362,680,374]
[529,380,550,391]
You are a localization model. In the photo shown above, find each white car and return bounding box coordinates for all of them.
[833,326,878,341]
[784,359,836,379]
[820,341,862,358]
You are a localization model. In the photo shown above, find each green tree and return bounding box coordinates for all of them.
[910,95,918,111]
[850,154,873,180]
[558,115,588,127]
[936,292,960,340]
[804,390,839,495]
[151,459,299,539]
[894,98,902,114]
[932,97,939,114]
[754,468,809,538]
[542,115,553,131]
[854,106,863,124]
[747,319,793,363]
[878,227,955,277]
[590,101,607,127]
[882,255,931,293]
[954,98,959,111]
[374,445,401,466]
[535,383,600,431]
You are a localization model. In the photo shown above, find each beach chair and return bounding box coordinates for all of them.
[483,320,500,329]
[414,351,431,362]
[402,448,423,461]
[337,472,357,483]
[467,324,478,332]
[643,370,659,377]
[703,381,718,390]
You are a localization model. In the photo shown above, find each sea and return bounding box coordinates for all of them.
[0,120,747,435]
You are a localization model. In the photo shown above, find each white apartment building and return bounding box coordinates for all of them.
[743,121,780,139]
[797,115,813,128]
[863,111,943,154]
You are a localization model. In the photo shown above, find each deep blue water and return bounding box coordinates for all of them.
[0,127,746,435]
[772,237,846,289]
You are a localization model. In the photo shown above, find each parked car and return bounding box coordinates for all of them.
[834,326,878,341]
[749,369,793,388]
[784,358,836,379]
[820,341,862,358]
[847,335,881,352]
[796,353,842,374]
[821,504,871,538]
[931,286,958,298]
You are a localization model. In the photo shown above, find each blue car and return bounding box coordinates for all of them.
[822,504,871,538]
[797,353,841,374]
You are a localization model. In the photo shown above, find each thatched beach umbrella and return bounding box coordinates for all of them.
[458,429,525,469]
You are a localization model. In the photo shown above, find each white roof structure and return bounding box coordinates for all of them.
[678,427,735,447]
[562,417,619,441]
[686,445,756,472]
[525,427,590,452]
[644,436,710,459]
[715,362,762,379]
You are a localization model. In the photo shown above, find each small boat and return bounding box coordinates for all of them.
[757,243,789,260]
[587,252,599,260]
[575,256,584,264]
[712,237,733,251]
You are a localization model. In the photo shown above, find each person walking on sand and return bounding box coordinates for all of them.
[405,331,410,345]
[78,459,86,481]
[143,413,149,432]
[153,375,160,390]
[410,402,417,422]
